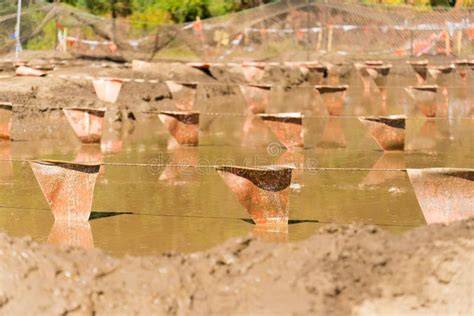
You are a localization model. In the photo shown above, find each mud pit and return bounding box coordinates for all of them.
[0,219,473,315]
[0,54,473,314]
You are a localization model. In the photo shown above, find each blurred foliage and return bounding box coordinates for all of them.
[50,0,276,22]
[362,0,473,6]
[26,19,56,49]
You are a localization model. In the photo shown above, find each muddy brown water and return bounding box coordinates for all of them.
[0,67,472,256]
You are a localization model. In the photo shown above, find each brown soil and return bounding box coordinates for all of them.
[1,218,472,315]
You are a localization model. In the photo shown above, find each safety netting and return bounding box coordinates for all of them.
[1,0,474,61]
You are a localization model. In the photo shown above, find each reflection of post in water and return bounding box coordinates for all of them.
[0,142,13,180]
[366,63,391,108]
[427,65,454,117]
[0,102,13,141]
[48,220,94,249]
[360,152,406,187]
[277,150,304,189]
[411,119,438,153]
[406,60,428,85]
[165,81,198,111]
[326,62,352,85]
[354,62,374,96]
[159,146,200,185]
[75,144,103,163]
[239,84,271,115]
[407,168,474,225]
[317,117,346,149]
[253,224,288,242]
[405,85,438,118]
[241,115,272,148]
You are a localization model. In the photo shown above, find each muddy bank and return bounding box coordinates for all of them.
[0,218,472,315]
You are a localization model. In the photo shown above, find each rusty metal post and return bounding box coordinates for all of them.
[30,160,101,222]
[158,111,200,146]
[407,168,474,224]
[216,165,293,226]
[165,81,198,111]
[63,107,106,144]
[258,112,304,150]
[359,115,406,151]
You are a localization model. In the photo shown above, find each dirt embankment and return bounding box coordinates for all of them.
[0,219,472,316]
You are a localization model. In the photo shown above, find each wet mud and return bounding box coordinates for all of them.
[0,218,472,315]
[0,54,473,314]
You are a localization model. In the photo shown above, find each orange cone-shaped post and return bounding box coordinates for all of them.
[30,160,101,222]
[131,59,151,71]
[258,112,304,150]
[92,78,123,103]
[240,84,272,114]
[407,168,474,224]
[0,102,13,141]
[15,65,47,77]
[366,64,391,91]
[216,165,293,226]
[187,62,215,78]
[241,61,266,82]
[314,85,348,116]
[359,115,405,151]
[63,107,106,144]
[326,62,351,85]
[364,60,384,66]
[165,81,198,111]
[427,64,454,84]
[405,85,438,117]
[187,62,211,70]
[158,111,199,146]
[303,62,327,85]
[406,60,428,84]
[354,62,373,94]
[48,221,94,249]
[454,60,469,81]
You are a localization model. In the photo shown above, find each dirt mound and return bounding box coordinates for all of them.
[0,218,472,315]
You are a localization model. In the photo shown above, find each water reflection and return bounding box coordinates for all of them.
[0,69,472,256]
[253,224,288,242]
[360,152,406,187]
[318,118,346,149]
[75,144,103,163]
[48,220,94,249]
[159,147,200,185]
[0,143,13,181]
